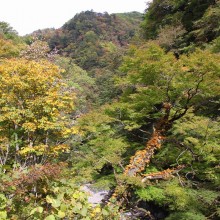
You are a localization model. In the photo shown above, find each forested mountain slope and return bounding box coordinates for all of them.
[32,11,143,70]
[142,0,220,53]
[29,11,143,106]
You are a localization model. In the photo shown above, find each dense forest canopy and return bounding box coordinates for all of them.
[143,0,220,53]
[0,1,220,219]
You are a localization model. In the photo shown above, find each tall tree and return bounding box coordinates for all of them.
[89,43,220,219]
[117,43,219,177]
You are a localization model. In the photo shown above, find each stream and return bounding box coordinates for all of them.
[81,184,133,219]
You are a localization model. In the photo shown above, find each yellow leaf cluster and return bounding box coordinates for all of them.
[0,58,76,161]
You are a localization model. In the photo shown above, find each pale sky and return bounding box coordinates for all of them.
[0,0,149,36]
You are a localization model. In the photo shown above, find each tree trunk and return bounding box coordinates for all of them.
[110,103,173,204]
[124,130,165,176]
[124,103,172,177]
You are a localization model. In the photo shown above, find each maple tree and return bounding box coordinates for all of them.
[118,43,220,175]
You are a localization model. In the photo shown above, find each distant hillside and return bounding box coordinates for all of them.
[142,0,220,53]
[31,11,143,70]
